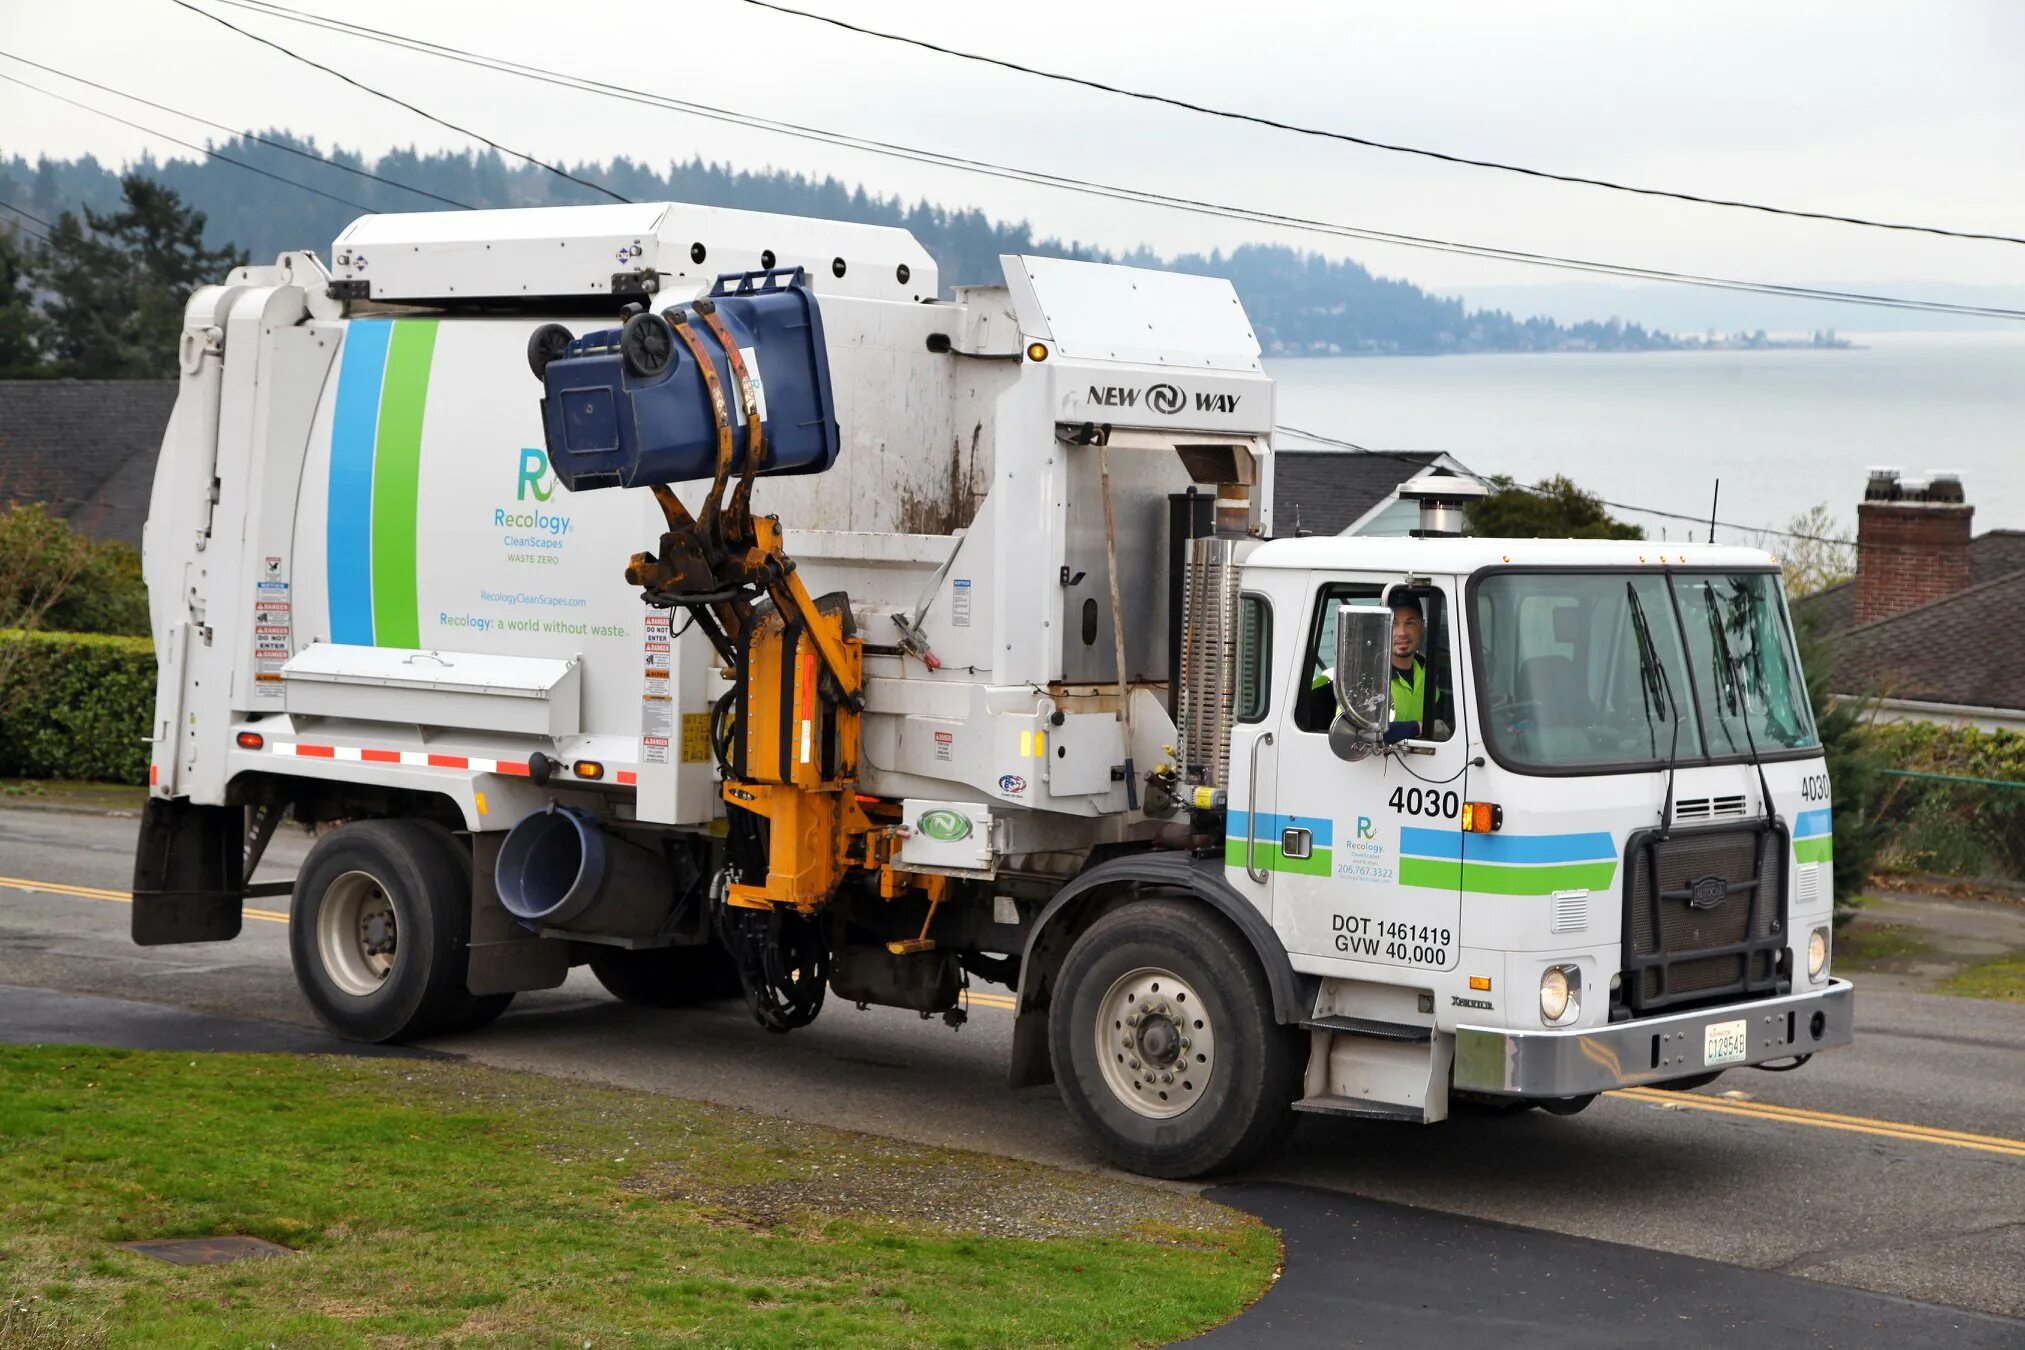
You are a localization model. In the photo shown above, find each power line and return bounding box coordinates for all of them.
[164,0,629,205]
[0,50,474,210]
[0,70,378,215]
[736,0,2025,249]
[0,199,56,232]
[190,2,2025,322]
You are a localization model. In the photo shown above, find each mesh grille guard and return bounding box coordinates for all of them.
[1617,820,1791,1017]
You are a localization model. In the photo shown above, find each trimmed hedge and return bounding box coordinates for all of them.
[0,630,156,784]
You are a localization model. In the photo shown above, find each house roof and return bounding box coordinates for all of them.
[1827,569,2025,712]
[1271,449,1443,536]
[1792,528,2025,644]
[0,379,178,546]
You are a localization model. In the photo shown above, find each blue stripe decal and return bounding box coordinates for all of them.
[1794,809,1832,839]
[1230,810,1334,848]
[327,321,392,645]
[1401,826,1617,865]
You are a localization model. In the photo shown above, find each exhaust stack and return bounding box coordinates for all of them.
[1400,473,1487,538]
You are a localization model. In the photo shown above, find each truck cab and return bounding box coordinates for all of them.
[1198,531,1849,1128]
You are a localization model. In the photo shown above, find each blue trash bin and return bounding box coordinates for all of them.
[533,268,841,491]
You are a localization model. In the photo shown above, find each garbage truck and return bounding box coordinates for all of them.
[131,201,1852,1177]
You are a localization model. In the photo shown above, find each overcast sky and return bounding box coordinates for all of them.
[4,0,2023,302]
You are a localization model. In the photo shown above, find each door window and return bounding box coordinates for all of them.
[1294,583,1455,741]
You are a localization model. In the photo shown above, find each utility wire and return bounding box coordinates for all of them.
[737,0,2025,249]
[0,70,378,214]
[191,1,2025,321]
[165,0,629,205]
[0,197,57,234]
[0,50,474,210]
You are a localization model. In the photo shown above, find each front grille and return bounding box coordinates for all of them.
[1621,823,1788,1015]
[1674,794,1747,822]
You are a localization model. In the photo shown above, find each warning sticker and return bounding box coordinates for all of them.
[251,556,291,698]
[681,713,712,764]
[951,578,972,628]
[934,730,954,762]
[641,611,673,765]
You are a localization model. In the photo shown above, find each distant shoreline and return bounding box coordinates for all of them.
[1267,342,1868,359]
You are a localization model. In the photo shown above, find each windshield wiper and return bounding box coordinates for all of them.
[1626,582,1685,838]
[1704,579,1778,826]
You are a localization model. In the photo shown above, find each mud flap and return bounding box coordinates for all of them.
[132,798,245,945]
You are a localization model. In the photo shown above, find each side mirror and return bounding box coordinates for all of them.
[1329,603,1393,761]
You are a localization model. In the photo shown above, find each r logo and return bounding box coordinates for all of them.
[1357,815,1375,840]
[518,447,555,502]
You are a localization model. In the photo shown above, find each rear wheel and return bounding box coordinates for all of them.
[290,820,511,1042]
[1050,900,1301,1178]
[588,940,744,1007]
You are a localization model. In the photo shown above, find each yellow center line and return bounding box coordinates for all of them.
[0,876,289,924]
[1609,1087,2025,1158]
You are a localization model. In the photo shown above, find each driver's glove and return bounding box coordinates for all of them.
[1383,721,1420,744]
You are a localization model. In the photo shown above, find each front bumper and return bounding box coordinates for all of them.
[1452,979,1853,1097]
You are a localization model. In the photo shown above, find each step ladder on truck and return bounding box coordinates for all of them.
[130,202,1853,1177]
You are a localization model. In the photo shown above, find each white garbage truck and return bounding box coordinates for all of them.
[132,201,1851,1177]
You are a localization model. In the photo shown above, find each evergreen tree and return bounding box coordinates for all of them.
[35,174,242,378]
[1466,475,1644,540]
[0,226,43,375]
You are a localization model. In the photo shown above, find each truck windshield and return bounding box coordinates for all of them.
[1674,572,1819,753]
[1472,570,1817,773]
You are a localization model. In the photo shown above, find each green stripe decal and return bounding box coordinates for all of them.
[369,320,437,648]
[1224,840,1333,877]
[1793,836,1834,864]
[1400,857,1619,895]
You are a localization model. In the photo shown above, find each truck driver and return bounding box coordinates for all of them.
[1385,594,1454,743]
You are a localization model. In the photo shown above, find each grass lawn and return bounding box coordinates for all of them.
[1938,956,2025,1003]
[0,1049,1275,1348]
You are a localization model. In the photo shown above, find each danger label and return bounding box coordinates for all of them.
[251,558,291,697]
[642,611,672,765]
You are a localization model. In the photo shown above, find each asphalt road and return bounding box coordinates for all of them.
[3,802,2022,1332]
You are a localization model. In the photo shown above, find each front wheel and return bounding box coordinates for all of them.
[1049,900,1302,1178]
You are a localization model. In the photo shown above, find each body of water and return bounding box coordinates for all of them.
[1266,332,2024,541]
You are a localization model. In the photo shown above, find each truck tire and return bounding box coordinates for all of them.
[587,941,744,1007]
[1049,900,1301,1178]
[289,819,509,1042]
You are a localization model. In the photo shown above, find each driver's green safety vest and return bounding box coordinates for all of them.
[1391,658,1428,723]
[1312,656,1433,723]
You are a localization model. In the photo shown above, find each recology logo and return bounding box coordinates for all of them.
[497,446,572,538]
[517,447,556,501]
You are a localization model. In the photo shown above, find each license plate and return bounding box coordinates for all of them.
[1704,1018,1749,1066]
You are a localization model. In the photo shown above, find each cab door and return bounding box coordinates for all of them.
[1268,576,1468,976]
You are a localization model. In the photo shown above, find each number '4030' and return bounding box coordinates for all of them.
[1388,786,1459,820]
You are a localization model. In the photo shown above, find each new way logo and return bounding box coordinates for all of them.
[916,809,972,842]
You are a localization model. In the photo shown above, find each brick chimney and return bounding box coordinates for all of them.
[1854,468,1973,626]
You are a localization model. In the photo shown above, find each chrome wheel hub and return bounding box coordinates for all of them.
[1095,966,1215,1119]
[317,870,399,997]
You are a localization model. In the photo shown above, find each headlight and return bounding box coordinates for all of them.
[1539,965,1581,1025]
[1808,927,1829,981]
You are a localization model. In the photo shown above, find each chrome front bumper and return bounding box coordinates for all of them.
[1452,979,1854,1098]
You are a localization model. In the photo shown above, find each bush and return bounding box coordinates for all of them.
[0,501,150,637]
[0,629,155,783]
[1865,722,2025,882]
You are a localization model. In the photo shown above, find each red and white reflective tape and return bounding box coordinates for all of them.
[265,741,639,785]
[271,742,532,775]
